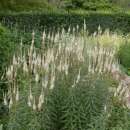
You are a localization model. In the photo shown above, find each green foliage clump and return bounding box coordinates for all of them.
[63,0,120,11]
[0,25,17,76]
[71,0,84,8]
[83,1,113,11]
[107,98,130,130]
[118,42,130,73]
[61,76,110,130]
[0,24,8,35]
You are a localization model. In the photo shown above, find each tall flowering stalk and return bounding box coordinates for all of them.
[3,25,121,112]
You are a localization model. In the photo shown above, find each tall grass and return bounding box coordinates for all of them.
[2,24,130,130]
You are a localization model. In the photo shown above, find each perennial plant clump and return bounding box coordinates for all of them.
[1,23,130,130]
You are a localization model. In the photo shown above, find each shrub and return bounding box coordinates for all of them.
[118,42,130,70]
[83,1,112,11]
[71,0,84,8]
[0,23,8,35]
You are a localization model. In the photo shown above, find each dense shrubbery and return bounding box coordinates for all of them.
[0,0,124,12]
[0,0,53,12]
[0,12,130,33]
[118,41,130,75]
[64,0,115,11]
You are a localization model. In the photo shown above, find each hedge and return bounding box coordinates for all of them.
[0,12,130,33]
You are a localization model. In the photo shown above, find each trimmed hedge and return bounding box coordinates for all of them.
[0,12,130,33]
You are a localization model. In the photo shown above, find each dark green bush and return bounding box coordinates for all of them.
[71,0,84,8]
[0,26,17,76]
[0,23,8,35]
[118,42,130,70]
